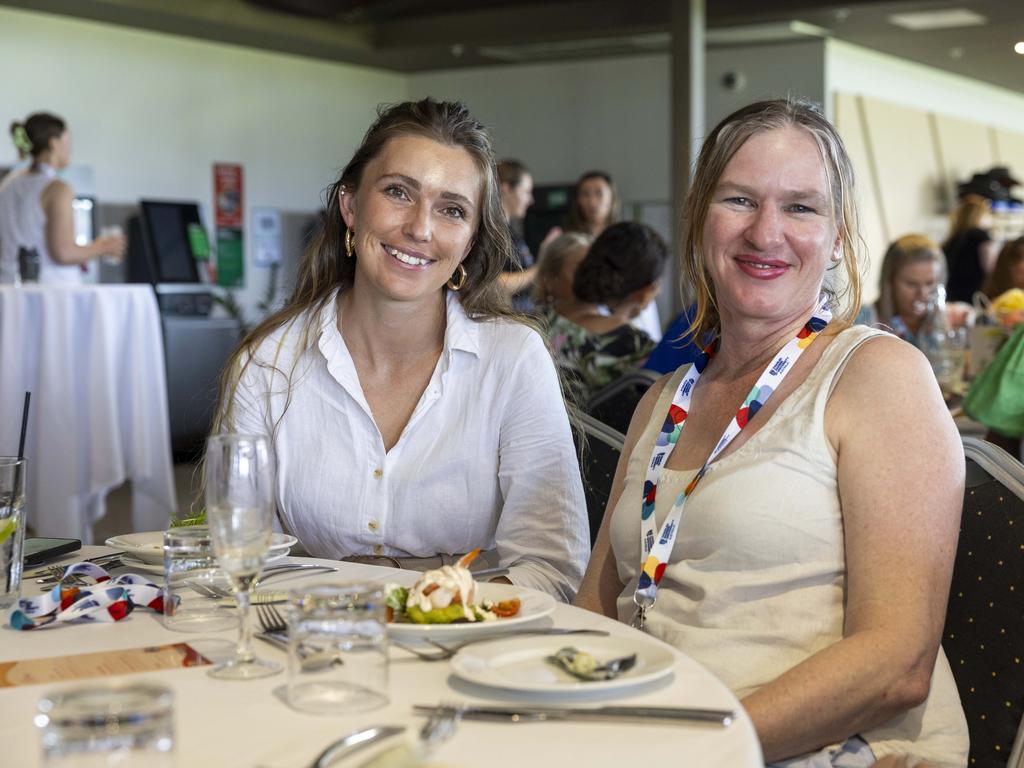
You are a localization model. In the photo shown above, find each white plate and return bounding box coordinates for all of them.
[116,551,291,576]
[387,582,554,640]
[105,531,297,565]
[450,634,676,696]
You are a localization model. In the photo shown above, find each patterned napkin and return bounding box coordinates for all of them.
[9,562,166,630]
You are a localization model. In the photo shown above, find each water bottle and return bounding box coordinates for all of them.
[920,285,953,393]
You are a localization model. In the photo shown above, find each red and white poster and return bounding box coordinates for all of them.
[213,163,244,228]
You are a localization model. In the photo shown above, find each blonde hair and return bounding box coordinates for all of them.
[532,231,592,304]
[679,98,862,342]
[945,194,991,244]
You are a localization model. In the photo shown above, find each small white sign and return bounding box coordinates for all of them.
[251,207,282,267]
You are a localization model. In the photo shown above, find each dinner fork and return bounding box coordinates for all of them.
[392,628,610,662]
[255,604,344,671]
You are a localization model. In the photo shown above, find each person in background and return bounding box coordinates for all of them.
[531,231,592,310]
[642,304,706,374]
[868,234,947,347]
[496,159,560,310]
[565,169,663,341]
[216,99,589,601]
[565,170,619,238]
[541,222,667,402]
[943,193,998,302]
[983,237,1024,299]
[0,112,124,284]
[576,99,966,766]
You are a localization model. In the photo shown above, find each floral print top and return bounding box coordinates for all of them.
[542,307,655,403]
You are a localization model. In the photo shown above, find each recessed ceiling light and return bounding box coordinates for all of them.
[888,9,987,31]
[1015,41,1024,55]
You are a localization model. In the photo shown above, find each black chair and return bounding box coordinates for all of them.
[944,436,1024,768]
[586,368,661,434]
[572,413,625,546]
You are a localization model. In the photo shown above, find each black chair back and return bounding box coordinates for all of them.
[572,414,625,546]
[945,436,1024,768]
[586,368,660,434]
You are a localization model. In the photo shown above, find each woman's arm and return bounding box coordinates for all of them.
[741,336,963,762]
[42,180,124,265]
[574,373,670,617]
[491,330,591,601]
[498,265,537,295]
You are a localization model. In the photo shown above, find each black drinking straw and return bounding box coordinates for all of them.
[17,392,30,460]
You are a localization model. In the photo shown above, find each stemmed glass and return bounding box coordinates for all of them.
[204,434,281,680]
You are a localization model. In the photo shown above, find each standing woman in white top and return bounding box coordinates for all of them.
[0,112,125,283]
[576,99,968,765]
[215,99,589,601]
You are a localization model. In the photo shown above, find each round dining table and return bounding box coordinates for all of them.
[0,547,763,767]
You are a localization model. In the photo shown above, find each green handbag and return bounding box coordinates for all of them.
[964,325,1024,438]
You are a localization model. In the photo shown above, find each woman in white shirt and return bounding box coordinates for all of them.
[0,112,124,283]
[216,99,589,601]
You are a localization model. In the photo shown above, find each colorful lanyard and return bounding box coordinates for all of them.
[631,298,832,630]
[9,562,166,630]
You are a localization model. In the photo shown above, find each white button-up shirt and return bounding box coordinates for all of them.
[229,291,589,601]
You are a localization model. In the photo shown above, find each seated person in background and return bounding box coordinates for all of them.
[862,234,946,345]
[576,98,967,766]
[983,236,1024,299]
[643,304,707,374]
[215,99,589,602]
[540,222,667,403]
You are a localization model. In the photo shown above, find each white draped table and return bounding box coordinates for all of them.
[0,285,177,541]
[0,553,762,767]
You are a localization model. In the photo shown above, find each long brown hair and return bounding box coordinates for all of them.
[214,98,521,434]
[679,98,863,342]
[565,170,620,234]
[983,237,1024,299]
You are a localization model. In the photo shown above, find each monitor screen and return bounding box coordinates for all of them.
[140,200,205,283]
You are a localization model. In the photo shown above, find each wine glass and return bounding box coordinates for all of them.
[204,434,281,680]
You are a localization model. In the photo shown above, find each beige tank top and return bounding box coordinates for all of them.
[609,325,968,765]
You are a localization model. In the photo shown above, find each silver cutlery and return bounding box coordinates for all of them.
[31,552,125,583]
[546,646,638,681]
[392,628,610,662]
[413,703,735,727]
[255,603,343,672]
[188,564,338,598]
[309,725,405,768]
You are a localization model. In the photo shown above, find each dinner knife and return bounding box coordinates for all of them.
[413,704,735,727]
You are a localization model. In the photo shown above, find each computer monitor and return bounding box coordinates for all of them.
[128,200,207,284]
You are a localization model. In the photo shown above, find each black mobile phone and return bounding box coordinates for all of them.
[23,537,82,567]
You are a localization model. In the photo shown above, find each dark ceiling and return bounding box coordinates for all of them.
[3,0,1023,95]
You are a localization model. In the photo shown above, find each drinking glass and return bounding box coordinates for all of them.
[286,582,389,714]
[204,434,280,679]
[163,526,238,633]
[36,683,174,766]
[98,225,124,266]
[0,457,26,615]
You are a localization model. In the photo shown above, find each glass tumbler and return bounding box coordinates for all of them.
[0,457,26,615]
[163,526,237,633]
[286,582,389,715]
[36,683,174,767]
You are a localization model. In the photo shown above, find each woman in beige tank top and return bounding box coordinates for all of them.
[576,100,967,767]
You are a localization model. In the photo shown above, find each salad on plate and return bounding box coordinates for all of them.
[384,549,521,625]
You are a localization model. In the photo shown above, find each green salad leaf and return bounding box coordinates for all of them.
[384,584,408,613]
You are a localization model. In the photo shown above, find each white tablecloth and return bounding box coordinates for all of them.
[0,285,177,541]
[0,553,762,767]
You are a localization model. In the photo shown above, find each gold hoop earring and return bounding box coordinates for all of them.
[447,263,467,291]
[345,229,355,258]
